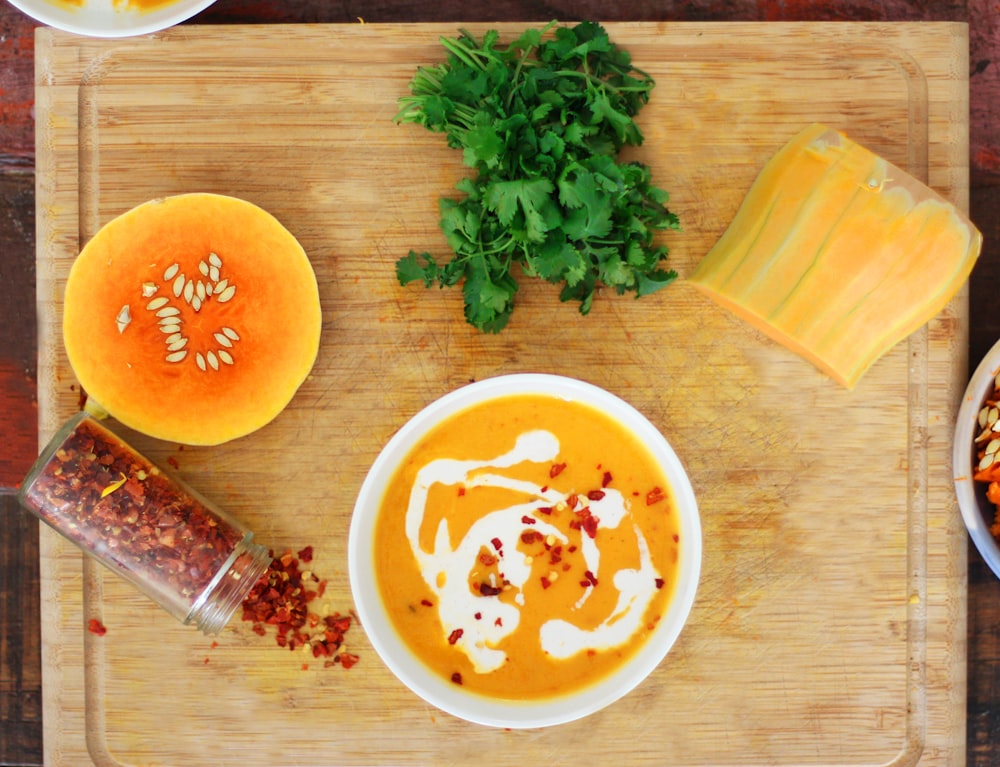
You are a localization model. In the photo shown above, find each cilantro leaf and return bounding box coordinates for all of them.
[395,21,680,332]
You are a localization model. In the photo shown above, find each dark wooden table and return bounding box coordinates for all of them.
[3,0,1000,764]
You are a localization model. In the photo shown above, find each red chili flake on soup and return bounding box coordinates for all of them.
[646,486,666,505]
[549,462,567,478]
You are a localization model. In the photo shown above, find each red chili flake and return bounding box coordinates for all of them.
[655,578,665,589]
[549,462,567,478]
[479,583,503,597]
[205,657,211,664]
[421,598,434,607]
[646,486,666,505]
[448,628,464,645]
[536,506,553,515]
[520,530,543,545]
[297,546,314,563]
[457,486,466,497]
[451,672,463,685]
[494,617,503,627]
[241,548,354,669]
[521,515,537,525]
[316,579,327,598]
[582,570,598,588]
[566,494,579,509]
[87,618,107,636]
[167,456,180,470]
[490,537,503,553]
[549,548,562,565]
[210,641,219,649]
[673,533,680,543]
[474,612,482,620]
[602,471,613,488]
[540,576,552,590]
[540,485,549,493]
[22,417,246,614]
[339,652,359,669]
[587,490,606,501]
[568,545,578,553]
[479,552,498,566]
[582,515,600,539]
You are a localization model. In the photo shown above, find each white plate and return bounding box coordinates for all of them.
[6,0,216,38]
[348,373,702,729]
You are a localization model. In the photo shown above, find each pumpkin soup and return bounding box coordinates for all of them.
[373,393,682,700]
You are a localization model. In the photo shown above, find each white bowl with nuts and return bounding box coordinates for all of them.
[954,337,1000,579]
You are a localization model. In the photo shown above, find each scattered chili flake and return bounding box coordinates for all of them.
[540,576,552,589]
[479,583,503,597]
[646,486,666,505]
[448,628,464,645]
[494,617,503,627]
[457,486,466,497]
[451,672,463,685]
[549,462,566,478]
[490,537,503,553]
[536,506,553,515]
[520,530,543,545]
[581,570,598,588]
[167,456,180,470]
[87,618,107,636]
[521,515,537,525]
[587,489,606,501]
[602,471,613,488]
[421,598,434,607]
[479,551,497,566]
[241,547,355,670]
[474,612,482,620]
[655,578,665,589]
[339,652,359,669]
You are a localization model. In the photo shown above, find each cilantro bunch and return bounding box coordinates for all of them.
[395,21,680,333]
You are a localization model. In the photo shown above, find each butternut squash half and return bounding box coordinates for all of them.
[688,123,982,389]
[63,193,321,445]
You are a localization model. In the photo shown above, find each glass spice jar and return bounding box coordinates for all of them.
[18,411,272,634]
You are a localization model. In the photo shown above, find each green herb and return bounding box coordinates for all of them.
[395,21,680,333]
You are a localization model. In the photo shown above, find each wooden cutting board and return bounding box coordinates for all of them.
[34,22,970,766]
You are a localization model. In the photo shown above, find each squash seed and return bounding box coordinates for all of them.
[164,263,180,281]
[209,266,220,282]
[222,327,240,341]
[159,323,181,335]
[217,285,237,303]
[165,332,184,345]
[191,296,203,313]
[183,280,195,304]
[981,453,997,471]
[141,282,158,298]
[158,315,182,326]
[116,305,131,334]
[198,260,210,277]
[173,274,186,298]
[165,350,188,363]
[156,306,181,318]
[196,281,206,301]
[146,296,169,311]
[207,351,220,371]
[218,350,234,365]
[195,352,207,372]
[209,252,222,269]
[214,332,233,348]
[167,337,188,352]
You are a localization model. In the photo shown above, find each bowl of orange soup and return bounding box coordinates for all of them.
[348,373,701,728]
[7,0,216,37]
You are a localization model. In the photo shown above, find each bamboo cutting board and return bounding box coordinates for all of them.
[34,22,970,766]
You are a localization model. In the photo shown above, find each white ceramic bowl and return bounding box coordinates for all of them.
[955,337,1000,579]
[6,0,216,38]
[348,373,701,729]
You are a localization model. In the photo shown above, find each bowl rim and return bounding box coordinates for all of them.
[347,372,702,729]
[7,0,217,38]
[954,337,1000,579]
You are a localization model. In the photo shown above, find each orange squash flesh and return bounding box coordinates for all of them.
[63,193,321,445]
[688,123,982,389]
